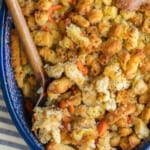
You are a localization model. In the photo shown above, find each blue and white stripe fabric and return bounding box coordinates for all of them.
[0,89,29,150]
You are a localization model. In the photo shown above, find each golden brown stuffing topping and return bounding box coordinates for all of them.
[11,0,150,149]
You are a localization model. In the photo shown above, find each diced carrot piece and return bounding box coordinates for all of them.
[63,116,71,123]
[127,116,132,124]
[33,115,38,121]
[60,100,68,109]
[40,26,49,32]
[63,116,71,129]
[48,5,62,23]
[98,119,108,137]
[76,61,88,75]
[68,105,75,114]
[68,0,76,5]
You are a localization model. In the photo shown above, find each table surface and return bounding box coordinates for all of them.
[0,1,29,150]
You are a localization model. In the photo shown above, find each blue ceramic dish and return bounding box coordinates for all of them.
[0,1,44,150]
[0,1,150,150]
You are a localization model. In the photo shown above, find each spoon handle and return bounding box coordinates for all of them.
[5,0,45,87]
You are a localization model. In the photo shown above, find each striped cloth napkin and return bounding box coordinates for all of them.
[0,89,29,150]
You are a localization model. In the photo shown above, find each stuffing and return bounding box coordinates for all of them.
[89,33,102,49]
[109,75,130,91]
[96,132,112,150]
[71,128,96,142]
[39,47,58,64]
[76,0,94,15]
[87,106,105,119]
[118,50,130,71]
[47,91,60,102]
[77,139,96,150]
[99,54,110,65]
[64,93,82,107]
[33,31,53,47]
[116,118,130,128]
[119,137,129,150]
[98,90,111,102]
[128,134,141,149]
[96,77,109,93]
[85,53,98,66]
[10,30,36,97]
[125,27,139,51]
[82,85,97,106]
[104,97,117,111]
[46,143,75,150]
[90,60,102,76]
[125,50,145,79]
[71,117,97,142]
[74,105,89,117]
[65,62,87,88]
[132,79,148,95]
[119,127,133,137]
[133,104,144,116]
[139,93,150,104]
[27,16,37,31]
[45,63,64,79]
[120,10,136,20]
[105,103,136,125]
[18,0,25,7]
[140,58,150,74]
[60,0,70,6]
[34,11,49,26]
[110,133,120,147]
[116,90,130,104]
[94,0,102,9]
[110,136,120,147]
[103,6,118,20]
[140,107,150,124]
[71,14,89,28]
[36,0,52,11]
[103,62,122,79]
[11,30,24,88]
[55,48,68,63]
[129,12,143,26]
[142,17,150,34]
[108,24,124,38]
[88,9,103,24]
[22,76,36,97]
[32,107,62,144]
[66,24,90,48]
[21,1,35,16]
[99,38,122,55]
[50,30,61,45]
[134,118,149,139]
[98,20,111,37]
[102,0,112,5]
[48,77,74,94]
[59,37,74,49]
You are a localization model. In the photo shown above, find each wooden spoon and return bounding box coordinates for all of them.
[5,0,46,106]
[116,0,146,10]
